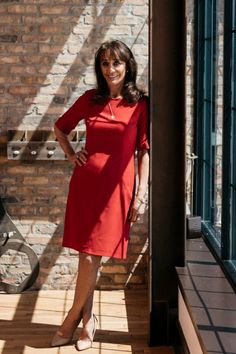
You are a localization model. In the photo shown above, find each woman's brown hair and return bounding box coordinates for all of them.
[93,40,144,104]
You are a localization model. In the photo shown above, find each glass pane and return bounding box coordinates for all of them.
[212,0,224,240]
[202,0,214,223]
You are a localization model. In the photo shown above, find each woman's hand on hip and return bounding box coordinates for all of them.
[68,148,88,166]
[128,198,141,222]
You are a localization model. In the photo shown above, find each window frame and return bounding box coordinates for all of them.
[194,0,236,288]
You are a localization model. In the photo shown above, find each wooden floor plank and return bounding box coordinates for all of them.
[0,289,174,354]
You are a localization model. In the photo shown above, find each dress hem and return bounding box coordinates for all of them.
[62,243,127,260]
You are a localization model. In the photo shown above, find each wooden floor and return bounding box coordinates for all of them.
[0,289,174,354]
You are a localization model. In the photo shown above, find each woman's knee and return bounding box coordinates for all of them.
[79,252,101,268]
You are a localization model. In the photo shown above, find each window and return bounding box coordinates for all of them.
[195,0,236,286]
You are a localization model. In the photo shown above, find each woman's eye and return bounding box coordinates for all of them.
[101,61,109,66]
[113,60,121,66]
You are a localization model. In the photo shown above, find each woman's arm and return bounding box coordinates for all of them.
[54,124,88,166]
[128,149,149,222]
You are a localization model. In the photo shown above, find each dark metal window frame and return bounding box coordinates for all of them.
[194,0,236,288]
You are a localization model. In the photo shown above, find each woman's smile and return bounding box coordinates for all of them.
[108,75,119,79]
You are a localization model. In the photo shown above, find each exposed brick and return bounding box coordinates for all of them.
[7,165,36,174]
[0,77,19,86]
[115,15,141,25]
[53,96,66,104]
[0,56,20,64]
[0,66,8,75]
[38,206,50,215]
[22,15,51,24]
[132,5,148,16]
[37,187,64,196]
[20,76,45,85]
[51,196,67,205]
[129,234,145,244]
[95,6,120,16]
[102,265,126,274]
[0,96,18,104]
[39,24,68,34]
[62,76,80,85]
[37,165,66,175]
[125,0,146,4]
[7,206,37,215]
[23,176,49,185]
[1,0,20,2]
[1,13,21,25]
[7,45,38,54]
[84,74,96,85]
[19,55,53,65]
[39,6,69,15]
[0,0,149,291]
[8,86,37,96]
[129,244,148,255]
[38,85,68,95]
[51,34,69,43]
[32,224,57,235]
[10,266,31,275]
[104,25,132,36]
[114,274,144,284]
[133,44,149,56]
[10,66,38,75]
[46,106,65,115]
[84,15,115,25]
[33,196,51,204]
[56,54,76,65]
[69,0,91,3]
[7,5,38,14]
[51,16,81,24]
[1,24,38,35]
[0,34,18,42]
[49,175,70,184]
[39,44,65,54]
[22,34,50,43]
[37,65,52,75]
[6,186,35,194]
[49,207,63,215]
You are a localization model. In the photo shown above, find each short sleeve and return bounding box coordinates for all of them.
[55,90,93,135]
[136,98,150,151]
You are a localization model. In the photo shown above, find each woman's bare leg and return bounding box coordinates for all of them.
[57,253,101,338]
[78,290,96,341]
[82,291,94,322]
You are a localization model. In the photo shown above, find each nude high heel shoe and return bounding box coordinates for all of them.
[51,330,72,347]
[51,313,82,347]
[75,314,98,351]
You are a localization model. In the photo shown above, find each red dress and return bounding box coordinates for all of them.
[55,89,149,259]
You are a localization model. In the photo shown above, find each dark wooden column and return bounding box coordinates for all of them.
[149,0,186,346]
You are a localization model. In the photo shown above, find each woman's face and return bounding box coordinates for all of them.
[100,50,126,93]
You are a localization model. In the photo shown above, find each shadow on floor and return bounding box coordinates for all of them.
[0,289,175,354]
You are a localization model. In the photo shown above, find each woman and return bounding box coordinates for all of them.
[51,40,149,351]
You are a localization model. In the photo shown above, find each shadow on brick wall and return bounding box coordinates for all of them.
[1,1,147,354]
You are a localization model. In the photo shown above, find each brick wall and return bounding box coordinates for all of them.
[0,0,149,290]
